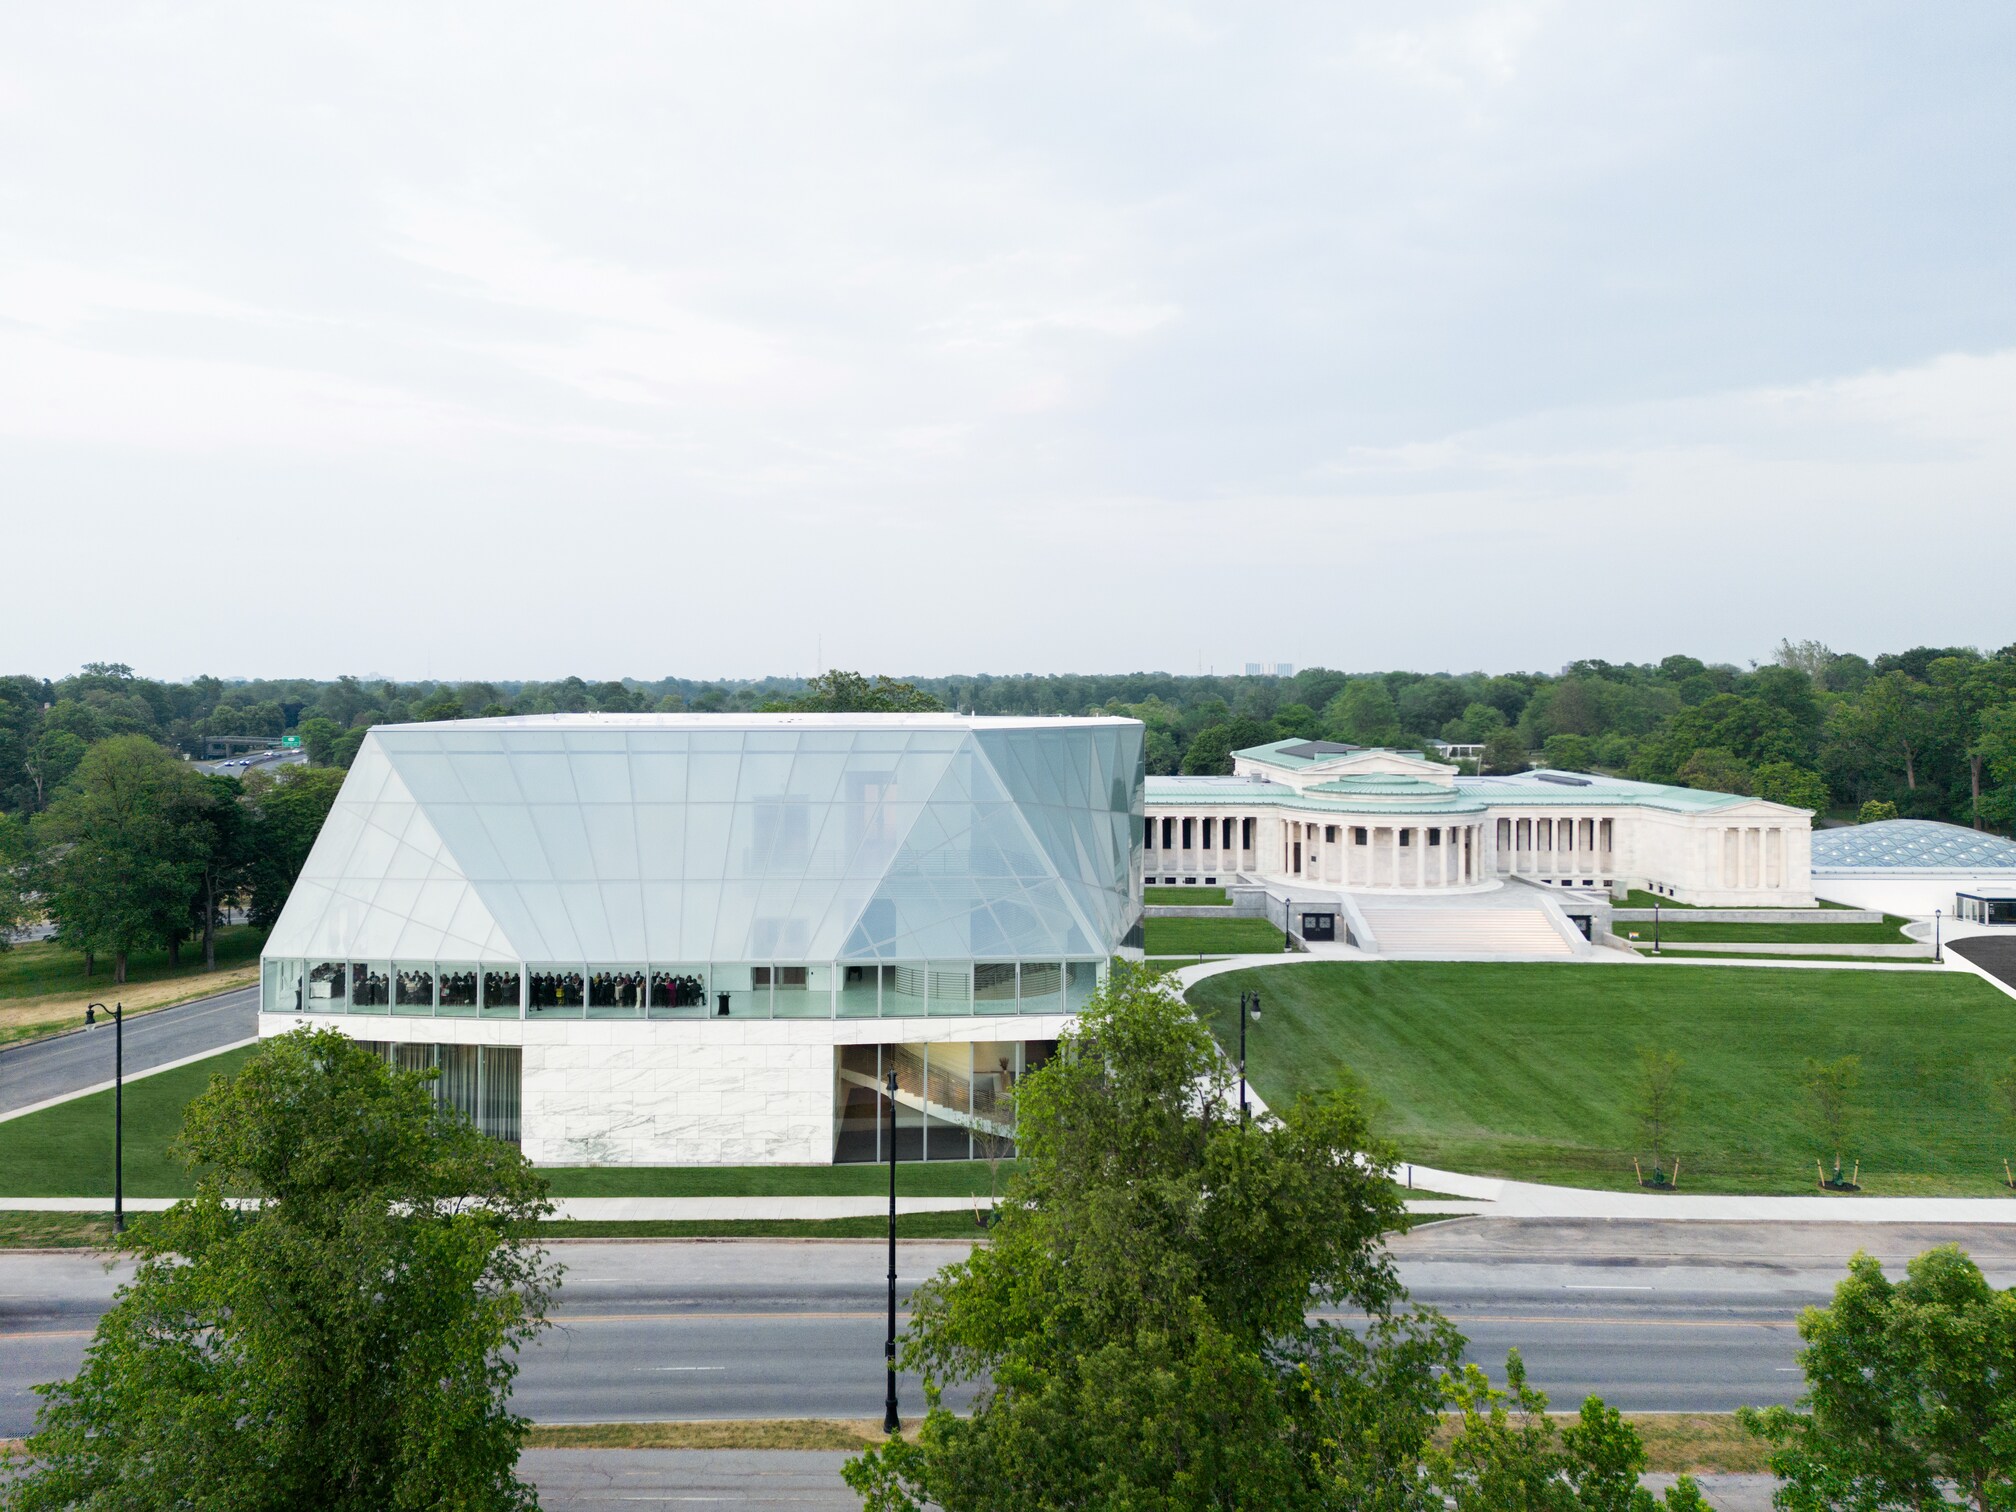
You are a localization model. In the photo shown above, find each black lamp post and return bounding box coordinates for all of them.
[1652,898,1661,956]
[883,1067,901,1435]
[88,1003,124,1233]
[1934,908,1943,965]
[1239,991,1261,1125]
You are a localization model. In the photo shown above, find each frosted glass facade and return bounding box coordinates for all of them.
[261,713,1145,1020]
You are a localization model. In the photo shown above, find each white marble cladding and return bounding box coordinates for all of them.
[258,1011,1071,1166]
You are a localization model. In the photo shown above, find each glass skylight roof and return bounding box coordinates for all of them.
[1811,819,2016,871]
[263,715,1145,965]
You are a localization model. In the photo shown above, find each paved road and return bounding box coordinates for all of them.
[0,986,258,1117]
[8,1220,2016,1440]
[1951,933,2016,988]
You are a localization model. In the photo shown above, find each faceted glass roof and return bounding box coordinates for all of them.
[264,715,1144,964]
[1811,818,2016,871]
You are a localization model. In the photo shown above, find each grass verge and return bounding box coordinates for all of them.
[1193,960,2016,1196]
[1616,890,1851,912]
[1634,917,1910,945]
[1145,886,1231,907]
[1143,917,1285,955]
[521,1413,1769,1471]
[0,1047,258,1197]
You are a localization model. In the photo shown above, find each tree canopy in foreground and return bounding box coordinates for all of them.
[1740,1245,2015,1512]
[844,964,1711,1511]
[0,1029,557,1512]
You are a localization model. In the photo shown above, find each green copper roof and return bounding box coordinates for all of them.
[1307,775,1455,798]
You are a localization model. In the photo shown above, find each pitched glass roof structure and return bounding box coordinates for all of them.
[264,714,1144,967]
[1811,818,2016,872]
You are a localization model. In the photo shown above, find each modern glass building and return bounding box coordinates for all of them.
[259,713,1144,1164]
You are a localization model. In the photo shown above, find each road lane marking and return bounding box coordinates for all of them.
[1563,1285,1654,1291]
[545,1310,1794,1332]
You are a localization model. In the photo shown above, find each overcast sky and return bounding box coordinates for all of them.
[5,3,2013,684]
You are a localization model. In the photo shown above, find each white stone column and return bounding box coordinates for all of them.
[1413,827,1426,888]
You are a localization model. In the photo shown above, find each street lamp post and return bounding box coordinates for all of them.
[89,1003,124,1233]
[883,1068,901,1435]
[1239,992,1261,1125]
[1934,908,1943,965]
[1652,898,1661,956]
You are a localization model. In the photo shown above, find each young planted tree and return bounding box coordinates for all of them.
[1632,1049,1685,1186]
[1740,1246,2016,1512]
[845,965,1707,1512]
[1803,1054,1863,1187]
[0,1028,556,1511]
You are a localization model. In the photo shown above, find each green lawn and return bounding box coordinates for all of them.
[1143,917,1286,956]
[1145,886,1230,907]
[1626,916,1910,944]
[1191,962,2016,1196]
[0,927,265,1001]
[0,1047,258,1197]
[1615,890,1852,911]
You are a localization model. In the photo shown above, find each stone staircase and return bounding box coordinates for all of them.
[1355,901,1578,958]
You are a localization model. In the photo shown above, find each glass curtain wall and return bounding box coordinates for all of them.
[353,1040,522,1144]
[273,957,1105,1020]
[832,1040,1056,1163]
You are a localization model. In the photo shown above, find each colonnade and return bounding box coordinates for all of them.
[1711,825,1793,890]
[1143,812,1257,881]
[1284,818,1482,889]
[1493,815,1616,882]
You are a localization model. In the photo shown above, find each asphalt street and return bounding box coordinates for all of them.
[0,986,259,1117]
[7,1220,2016,1440]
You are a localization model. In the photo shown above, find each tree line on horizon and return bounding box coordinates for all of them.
[6,641,2016,928]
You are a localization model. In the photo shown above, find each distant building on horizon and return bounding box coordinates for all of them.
[1243,661,1294,677]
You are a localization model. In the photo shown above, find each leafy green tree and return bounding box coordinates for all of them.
[330,726,369,769]
[842,967,1697,1512]
[1740,1246,2016,1512]
[243,765,347,930]
[1272,702,1322,740]
[34,736,211,982]
[779,669,942,713]
[1859,799,1900,823]
[1326,679,1403,746]
[0,812,32,947]
[1179,723,1237,775]
[296,715,342,765]
[187,774,249,971]
[20,729,87,813]
[1435,1354,1710,1512]
[1676,747,1753,795]
[1542,733,1595,772]
[1803,1055,1862,1184]
[1752,762,1831,822]
[1480,728,1528,775]
[0,1028,556,1511]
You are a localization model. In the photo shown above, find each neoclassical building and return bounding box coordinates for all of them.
[1146,740,1815,906]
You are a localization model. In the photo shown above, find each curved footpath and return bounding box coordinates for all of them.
[1171,950,2016,1225]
